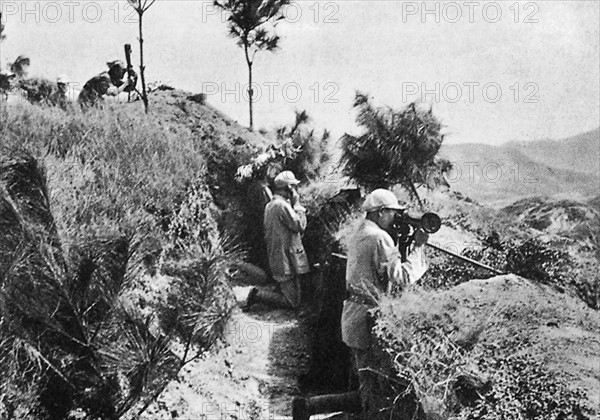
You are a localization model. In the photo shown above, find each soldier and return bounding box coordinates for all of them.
[1,55,28,102]
[10,55,30,79]
[48,75,71,109]
[78,60,137,108]
[341,188,429,417]
[0,72,16,100]
[245,171,310,310]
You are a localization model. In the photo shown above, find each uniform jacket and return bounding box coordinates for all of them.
[78,72,112,106]
[264,194,310,280]
[341,219,427,350]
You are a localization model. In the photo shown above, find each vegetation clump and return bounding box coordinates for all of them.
[375,280,597,419]
[339,92,451,203]
[0,101,240,418]
[421,229,598,310]
[461,354,590,419]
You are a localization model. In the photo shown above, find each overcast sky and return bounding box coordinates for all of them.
[1,0,598,144]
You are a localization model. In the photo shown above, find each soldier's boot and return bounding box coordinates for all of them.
[251,288,292,309]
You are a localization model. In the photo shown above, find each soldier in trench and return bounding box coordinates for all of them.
[245,171,311,312]
[341,188,429,417]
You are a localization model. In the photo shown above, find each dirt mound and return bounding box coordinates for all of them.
[379,275,600,417]
[135,89,269,148]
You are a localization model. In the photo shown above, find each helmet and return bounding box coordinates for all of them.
[361,189,406,212]
[274,171,300,189]
[107,60,126,70]
[56,75,69,85]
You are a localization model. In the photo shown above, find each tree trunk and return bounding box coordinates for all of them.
[245,44,254,131]
[408,181,423,209]
[138,12,149,113]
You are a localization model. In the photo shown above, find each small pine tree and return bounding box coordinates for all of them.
[340,92,452,206]
[214,0,290,131]
[276,110,331,182]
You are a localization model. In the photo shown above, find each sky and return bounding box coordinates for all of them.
[1,0,599,145]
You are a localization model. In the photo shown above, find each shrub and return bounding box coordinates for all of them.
[461,354,590,420]
[419,193,598,308]
[375,287,594,419]
[300,182,361,265]
[375,292,474,418]
[0,101,239,417]
[156,185,241,362]
[235,110,331,184]
[339,93,450,204]
[18,77,69,109]
[0,153,173,418]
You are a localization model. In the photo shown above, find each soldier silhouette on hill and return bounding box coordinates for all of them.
[78,60,137,108]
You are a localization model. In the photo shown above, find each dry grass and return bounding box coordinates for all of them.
[0,100,242,417]
[374,277,598,419]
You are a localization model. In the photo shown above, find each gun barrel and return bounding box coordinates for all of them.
[426,243,505,275]
[332,246,505,276]
[124,44,133,70]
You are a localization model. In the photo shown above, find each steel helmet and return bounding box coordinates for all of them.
[274,171,300,189]
[361,189,407,212]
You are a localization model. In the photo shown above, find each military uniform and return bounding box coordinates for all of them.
[341,219,427,349]
[264,193,310,308]
[340,189,428,418]
[78,65,137,108]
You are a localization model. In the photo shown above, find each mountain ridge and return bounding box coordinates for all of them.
[439,128,600,207]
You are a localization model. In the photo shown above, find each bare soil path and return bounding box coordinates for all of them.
[141,301,312,420]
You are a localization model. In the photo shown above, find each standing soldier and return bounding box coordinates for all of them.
[341,189,429,418]
[78,60,137,108]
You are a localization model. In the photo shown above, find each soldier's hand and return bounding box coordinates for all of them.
[413,229,429,246]
[290,188,300,207]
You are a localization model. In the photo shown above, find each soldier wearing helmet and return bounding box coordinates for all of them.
[341,188,429,416]
[46,75,71,109]
[78,59,137,108]
[244,171,310,311]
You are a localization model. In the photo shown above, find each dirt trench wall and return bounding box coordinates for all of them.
[303,255,352,393]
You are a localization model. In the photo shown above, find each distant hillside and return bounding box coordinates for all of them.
[503,196,599,241]
[588,195,600,212]
[506,128,600,177]
[440,129,600,207]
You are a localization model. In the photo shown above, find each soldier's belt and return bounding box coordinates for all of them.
[346,289,377,307]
